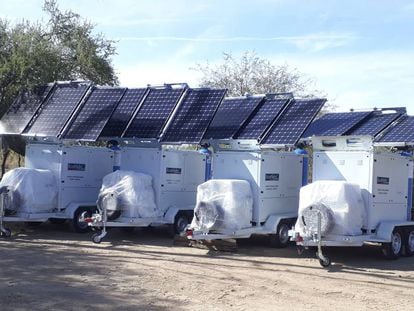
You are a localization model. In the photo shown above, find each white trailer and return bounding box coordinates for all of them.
[289,136,414,267]
[0,141,114,236]
[88,144,207,243]
[186,140,305,247]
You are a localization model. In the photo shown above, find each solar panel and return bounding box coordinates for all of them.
[0,84,54,134]
[100,88,147,138]
[235,97,289,140]
[203,96,263,139]
[123,87,185,139]
[63,87,126,141]
[262,98,326,145]
[348,112,401,137]
[376,116,414,143]
[302,111,371,137]
[161,89,226,143]
[26,82,90,137]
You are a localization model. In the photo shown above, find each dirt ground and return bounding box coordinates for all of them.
[1,223,413,311]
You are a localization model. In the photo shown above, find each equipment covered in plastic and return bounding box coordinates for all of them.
[0,167,58,213]
[97,170,160,218]
[295,180,367,237]
[190,179,253,232]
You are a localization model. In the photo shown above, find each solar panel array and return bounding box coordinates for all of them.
[262,98,326,145]
[161,89,226,143]
[235,97,289,140]
[0,84,54,134]
[348,112,401,137]
[123,88,185,138]
[26,82,90,137]
[376,116,414,143]
[302,111,371,137]
[100,88,147,138]
[203,96,264,140]
[63,87,126,141]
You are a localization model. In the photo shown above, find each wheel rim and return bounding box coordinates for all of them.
[77,212,90,230]
[279,224,290,244]
[408,232,414,252]
[176,217,189,233]
[391,232,402,254]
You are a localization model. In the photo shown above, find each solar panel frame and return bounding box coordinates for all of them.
[347,112,401,137]
[0,83,55,135]
[161,88,227,143]
[122,87,186,139]
[234,96,290,140]
[262,98,326,145]
[302,111,372,137]
[25,81,91,137]
[203,95,263,140]
[376,116,414,143]
[62,86,127,141]
[100,88,148,138]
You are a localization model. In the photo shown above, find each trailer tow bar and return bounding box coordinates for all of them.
[316,211,331,267]
[0,187,11,238]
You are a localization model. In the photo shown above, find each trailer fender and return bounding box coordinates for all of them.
[164,206,194,224]
[376,221,414,242]
[64,203,98,218]
[263,213,297,233]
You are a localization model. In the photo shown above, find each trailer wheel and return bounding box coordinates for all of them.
[174,212,190,234]
[72,206,96,233]
[382,228,403,259]
[0,228,11,238]
[269,222,290,248]
[403,229,414,257]
[92,233,102,244]
[319,256,331,268]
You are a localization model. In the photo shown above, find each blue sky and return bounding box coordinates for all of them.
[1,0,414,113]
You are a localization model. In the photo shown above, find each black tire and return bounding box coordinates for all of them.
[49,218,67,225]
[269,222,291,248]
[92,233,102,244]
[72,206,96,233]
[319,256,331,268]
[174,212,190,235]
[382,228,403,259]
[107,210,122,221]
[403,228,414,257]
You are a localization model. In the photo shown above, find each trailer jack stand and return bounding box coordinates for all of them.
[91,208,108,244]
[0,187,11,238]
[315,211,331,268]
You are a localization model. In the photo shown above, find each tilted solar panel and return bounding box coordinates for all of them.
[203,96,263,140]
[100,88,147,138]
[161,89,226,143]
[63,87,126,141]
[123,87,185,138]
[25,82,90,137]
[376,116,414,143]
[262,98,326,145]
[235,97,289,140]
[302,111,371,137]
[348,112,401,137]
[0,84,54,134]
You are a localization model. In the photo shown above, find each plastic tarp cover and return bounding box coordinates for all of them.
[0,167,57,213]
[295,180,367,237]
[98,170,160,218]
[190,179,253,232]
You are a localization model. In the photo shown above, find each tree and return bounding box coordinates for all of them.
[0,0,118,116]
[193,51,324,99]
[0,0,119,176]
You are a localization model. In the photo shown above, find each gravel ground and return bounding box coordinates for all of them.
[1,223,414,311]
